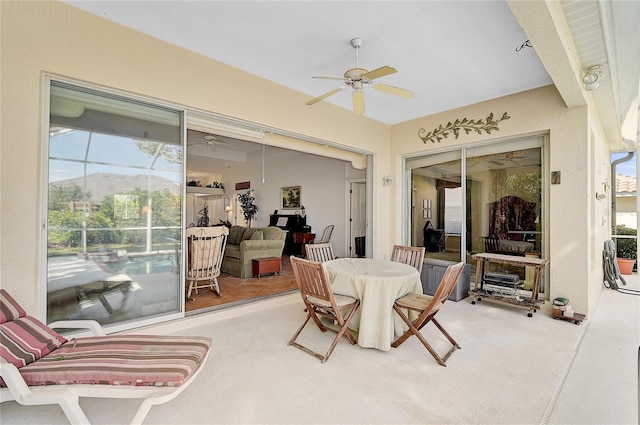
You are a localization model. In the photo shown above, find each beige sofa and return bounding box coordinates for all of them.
[221,225,286,278]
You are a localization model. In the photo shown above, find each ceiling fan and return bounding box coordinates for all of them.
[305,37,413,114]
[187,134,229,150]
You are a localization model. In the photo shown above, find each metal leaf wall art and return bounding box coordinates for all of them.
[418,112,510,144]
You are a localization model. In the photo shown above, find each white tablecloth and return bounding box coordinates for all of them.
[324,258,422,351]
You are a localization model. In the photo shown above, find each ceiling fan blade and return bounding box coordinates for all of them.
[311,75,349,81]
[373,83,414,99]
[306,87,345,106]
[187,142,215,151]
[363,66,397,80]
[353,90,365,114]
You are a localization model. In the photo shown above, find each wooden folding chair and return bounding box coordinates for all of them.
[480,236,501,253]
[288,256,360,363]
[391,244,426,272]
[391,261,465,366]
[304,243,335,262]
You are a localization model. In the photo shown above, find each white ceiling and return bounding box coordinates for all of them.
[62,1,553,125]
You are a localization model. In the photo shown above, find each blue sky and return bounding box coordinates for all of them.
[611,152,636,176]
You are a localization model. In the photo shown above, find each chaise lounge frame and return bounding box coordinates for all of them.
[1,316,211,425]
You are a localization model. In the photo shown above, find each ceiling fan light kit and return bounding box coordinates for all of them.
[306,37,413,114]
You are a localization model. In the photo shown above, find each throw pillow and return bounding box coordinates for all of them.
[228,227,238,244]
[0,289,26,324]
[0,316,67,368]
[250,231,264,240]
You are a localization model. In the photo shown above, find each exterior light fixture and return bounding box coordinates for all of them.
[582,65,603,91]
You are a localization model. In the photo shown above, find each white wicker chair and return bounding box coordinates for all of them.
[186,226,228,299]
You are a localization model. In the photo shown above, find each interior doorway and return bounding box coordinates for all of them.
[349,180,367,257]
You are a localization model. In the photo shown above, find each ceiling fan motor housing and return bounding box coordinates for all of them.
[344,68,369,89]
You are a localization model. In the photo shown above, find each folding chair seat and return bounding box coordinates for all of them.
[391,244,426,272]
[288,256,359,363]
[0,289,211,425]
[391,261,465,366]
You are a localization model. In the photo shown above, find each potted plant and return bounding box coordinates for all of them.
[615,225,637,275]
[238,190,259,227]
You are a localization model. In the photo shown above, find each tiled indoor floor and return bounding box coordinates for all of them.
[185,255,298,313]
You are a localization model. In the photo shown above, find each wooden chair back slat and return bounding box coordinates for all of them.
[422,261,465,317]
[305,243,335,262]
[391,244,426,272]
[480,236,501,253]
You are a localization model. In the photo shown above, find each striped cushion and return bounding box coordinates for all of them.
[0,290,27,324]
[15,335,212,387]
[0,316,67,368]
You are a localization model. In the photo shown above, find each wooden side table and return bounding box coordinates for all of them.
[471,252,549,317]
[293,232,316,257]
[252,257,281,279]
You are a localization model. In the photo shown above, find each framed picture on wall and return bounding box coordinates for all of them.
[281,186,301,209]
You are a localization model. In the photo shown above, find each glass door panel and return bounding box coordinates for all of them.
[408,151,462,263]
[406,136,545,297]
[47,81,184,328]
[465,142,543,294]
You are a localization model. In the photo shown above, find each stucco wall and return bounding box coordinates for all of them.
[1,1,611,319]
[390,86,607,316]
[0,1,390,315]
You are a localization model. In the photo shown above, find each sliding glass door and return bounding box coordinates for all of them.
[406,136,545,294]
[46,80,185,329]
[409,150,463,261]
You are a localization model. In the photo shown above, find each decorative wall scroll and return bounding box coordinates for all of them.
[418,112,510,144]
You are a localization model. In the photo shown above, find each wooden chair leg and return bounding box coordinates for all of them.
[319,302,359,363]
[391,304,458,366]
[432,317,460,349]
[288,314,313,347]
[288,303,359,363]
[391,304,416,348]
[337,301,360,345]
[210,277,221,296]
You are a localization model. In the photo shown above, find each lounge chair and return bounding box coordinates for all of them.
[0,289,211,425]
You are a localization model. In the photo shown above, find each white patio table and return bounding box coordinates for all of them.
[324,257,422,351]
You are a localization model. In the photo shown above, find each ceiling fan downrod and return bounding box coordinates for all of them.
[350,37,363,68]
